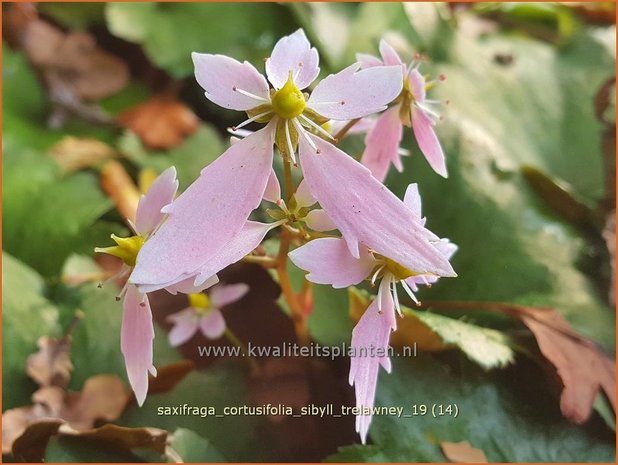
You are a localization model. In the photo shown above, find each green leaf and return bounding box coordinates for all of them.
[406,308,515,370]
[2,253,61,409]
[167,428,226,462]
[38,3,106,30]
[330,356,615,462]
[105,3,298,79]
[118,126,225,190]
[3,149,112,276]
[118,362,268,461]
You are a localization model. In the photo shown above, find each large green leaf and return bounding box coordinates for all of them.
[3,149,112,277]
[2,253,61,409]
[329,356,615,462]
[167,428,226,462]
[105,3,298,79]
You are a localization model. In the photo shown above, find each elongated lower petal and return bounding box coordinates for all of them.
[360,106,404,182]
[121,286,155,406]
[210,283,250,307]
[135,166,178,237]
[265,29,319,90]
[349,286,396,444]
[412,109,447,178]
[289,237,375,288]
[307,64,403,120]
[200,309,226,339]
[131,123,276,291]
[192,53,270,111]
[299,135,455,277]
[166,308,200,347]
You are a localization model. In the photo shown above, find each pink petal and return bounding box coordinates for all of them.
[165,274,219,296]
[349,287,396,444]
[304,209,336,232]
[209,283,250,307]
[263,168,281,203]
[329,117,376,136]
[379,39,403,66]
[288,238,375,289]
[355,53,383,69]
[265,29,319,90]
[135,167,178,237]
[131,123,276,291]
[408,68,426,103]
[191,220,278,288]
[166,308,200,347]
[192,53,270,111]
[294,179,316,208]
[199,308,226,339]
[412,109,447,178]
[299,135,455,277]
[405,239,458,290]
[360,106,404,182]
[121,286,155,406]
[403,183,423,222]
[307,64,403,120]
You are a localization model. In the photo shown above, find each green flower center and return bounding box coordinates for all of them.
[271,72,306,119]
[95,234,144,267]
[384,258,419,281]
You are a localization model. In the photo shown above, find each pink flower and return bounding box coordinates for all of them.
[95,167,219,406]
[130,29,404,293]
[166,283,249,346]
[359,40,448,181]
[289,183,456,443]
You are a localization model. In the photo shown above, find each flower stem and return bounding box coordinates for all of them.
[224,328,260,374]
[333,117,361,142]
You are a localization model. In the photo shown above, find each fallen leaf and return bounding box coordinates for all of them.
[99,159,140,224]
[118,94,199,150]
[10,420,167,462]
[2,405,55,455]
[22,21,129,101]
[441,440,488,463]
[26,336,73,388]
[50,137,118,174]
[2,2,38,49]
[515,306,616,424]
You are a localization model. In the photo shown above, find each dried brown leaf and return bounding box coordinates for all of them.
[441,440,488,463]
[516,307,616,424]
[26,336,73,388]
[118,94,199,150]
[99,159,140,224]
[2,405,54,455]
[50,136,118,174]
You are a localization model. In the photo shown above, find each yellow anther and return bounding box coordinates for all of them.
[188,292,210,310]
[384,258,420,281]
[271,71,306,119]
[95,234,144,267]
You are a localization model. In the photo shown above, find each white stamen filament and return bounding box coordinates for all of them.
[232,111,273,131]
[293,118,319,153]
[284,119,298,165]
[416,103,441,122]
[232,86,269,102]
[370,264,386,286]
[391,279,402,317]
[299,114,336,141]
[400,280,421,306]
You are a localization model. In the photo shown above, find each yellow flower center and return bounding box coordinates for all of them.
[384,258,420,281]
[188,292,210,311]
[271,72,305,119]
[95,234,144,267]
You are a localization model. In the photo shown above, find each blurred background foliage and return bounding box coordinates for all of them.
[2,2,616,462]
